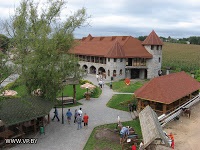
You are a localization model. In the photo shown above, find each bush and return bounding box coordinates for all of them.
[79,79,93,85]
[90,86,101,98]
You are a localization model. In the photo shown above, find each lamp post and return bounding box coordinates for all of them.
[62,92,64,124]
[61,80,66,124]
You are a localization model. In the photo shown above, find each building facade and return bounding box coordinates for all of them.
[70,30,163,80]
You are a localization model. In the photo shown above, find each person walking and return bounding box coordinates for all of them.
[99,80,103,88]
[78,107,83,117]
[66,109,72,124]
[52,107,60,122]
[96,74,99,81]
[76,114,82,130]
[74,109,78,124]
[83,113,89,129]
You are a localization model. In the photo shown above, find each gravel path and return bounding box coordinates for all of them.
[12,74,133,150]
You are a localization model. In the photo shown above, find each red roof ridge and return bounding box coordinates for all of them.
[105,40,125,58]
[142,30,163,45]
[135,71,200,104]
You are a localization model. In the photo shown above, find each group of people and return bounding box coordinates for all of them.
[96,74,104,88]
[52,107,89,130]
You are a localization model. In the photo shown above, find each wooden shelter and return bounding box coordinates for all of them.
[0,96,53,147]
[139,105,170,149]
[135,71,200,114]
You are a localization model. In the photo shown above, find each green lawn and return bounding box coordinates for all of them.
[57,84,86,100]
[84,119,142,150]
[107,94,134,112]
[107,80,144,93]
[11,85,28,97]
[57,84,102,100]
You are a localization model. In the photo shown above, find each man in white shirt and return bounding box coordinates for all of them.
[78,107,83,117]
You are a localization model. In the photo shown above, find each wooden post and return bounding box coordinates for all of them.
[138,99,141,112]
[189,94,192,99]
[73,85,76,104]
[47,114,50,124]
[163,104,167,114]
[33,119,36,133]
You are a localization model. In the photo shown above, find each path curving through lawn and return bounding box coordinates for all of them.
[12,74,132,150]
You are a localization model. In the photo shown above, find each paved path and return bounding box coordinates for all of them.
[12,74,133,150]
[0,74,19,88]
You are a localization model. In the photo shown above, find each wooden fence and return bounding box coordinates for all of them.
[159,93,200,127]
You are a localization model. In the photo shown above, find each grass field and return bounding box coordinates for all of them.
[84,120,142,150]
[107,94,134,111]
[162,42,200,72]
[106,81,144,93]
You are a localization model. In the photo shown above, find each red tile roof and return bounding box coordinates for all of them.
[134,71,200,104]
[70,34,152,58]
[105,40,125,58]
[142,30,163,45]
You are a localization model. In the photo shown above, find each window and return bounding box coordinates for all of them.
[159,57,161,63]
[151,45,154,50]
[113,70,116,76]
[157,45,159,50]
[120,58,123,62]
[108,58,110,62]
[114,58,117,62]
[119,69,122,75]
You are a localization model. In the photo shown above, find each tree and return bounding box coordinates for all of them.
[137,36,147,41]
[0,34,9,52]
[3,0,88,100]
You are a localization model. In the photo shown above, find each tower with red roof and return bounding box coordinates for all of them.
[142,30,163,78]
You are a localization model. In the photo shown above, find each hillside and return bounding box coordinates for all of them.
[162,42,200,72]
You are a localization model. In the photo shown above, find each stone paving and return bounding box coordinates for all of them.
[11,74,133,150]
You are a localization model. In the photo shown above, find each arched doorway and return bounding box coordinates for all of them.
[98,67,106,79]
[98,67,106,74]
[90,66,96,74]
[82,65,88,73]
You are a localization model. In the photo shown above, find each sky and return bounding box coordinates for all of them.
[0,0,200,39]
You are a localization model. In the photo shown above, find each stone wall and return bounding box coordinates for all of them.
[145,45,162,79]
[78,58,126,81]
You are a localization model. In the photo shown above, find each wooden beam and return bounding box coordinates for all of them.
[137,99,141,112]
[163,104,167,114]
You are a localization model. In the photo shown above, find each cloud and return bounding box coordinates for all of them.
[0,0,200,38]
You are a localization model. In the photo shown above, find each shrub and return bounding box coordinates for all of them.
[79,79,93,85]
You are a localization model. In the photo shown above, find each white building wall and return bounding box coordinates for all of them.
[106,58,126,81]
[145,45,162,79]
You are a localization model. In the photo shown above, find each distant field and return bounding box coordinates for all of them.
[162,42,200,72]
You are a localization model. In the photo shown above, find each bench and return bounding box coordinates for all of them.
[57,97,74,105]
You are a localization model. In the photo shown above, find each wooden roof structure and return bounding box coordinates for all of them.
[69,34,153,58]
[0,96,54,126]
[142,30,163,45]
[135,71,200,104]
[139,105,170,148]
